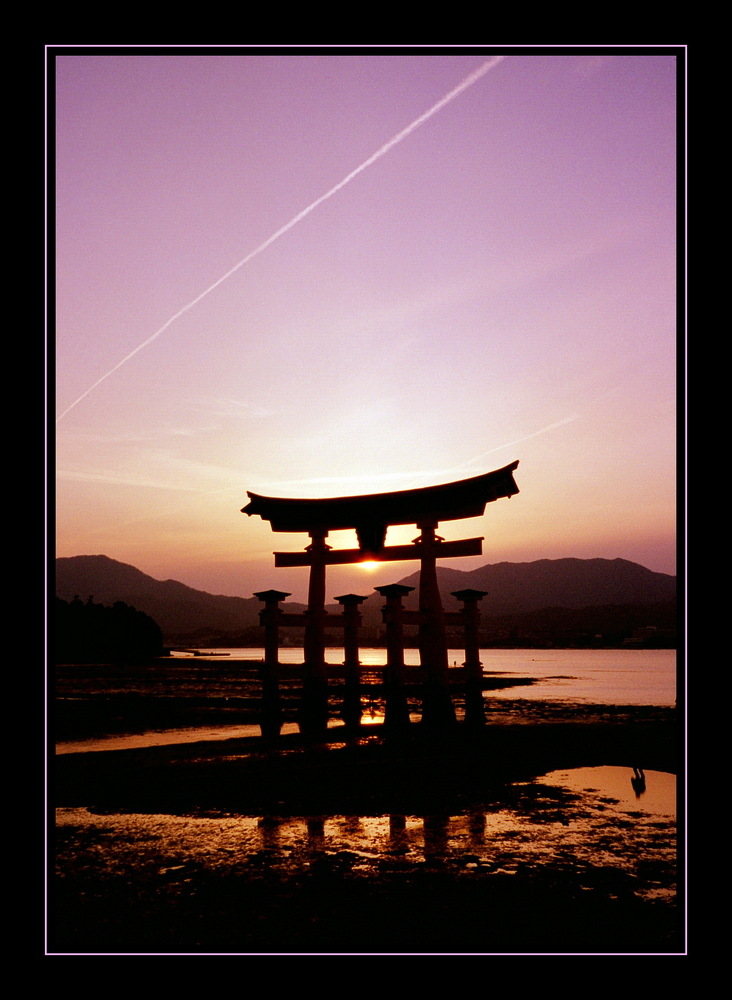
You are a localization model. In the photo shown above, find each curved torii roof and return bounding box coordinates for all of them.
[242,462,519,552]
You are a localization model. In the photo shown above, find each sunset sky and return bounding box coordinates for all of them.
[53,47,681,602]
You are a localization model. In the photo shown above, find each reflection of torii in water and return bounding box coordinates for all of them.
[631,766,646,798]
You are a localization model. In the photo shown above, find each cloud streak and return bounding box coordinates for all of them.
[56,56,506,423]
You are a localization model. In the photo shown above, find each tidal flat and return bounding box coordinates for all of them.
[50,703,682,955]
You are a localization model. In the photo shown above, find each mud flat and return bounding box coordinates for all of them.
[50,704,682,955]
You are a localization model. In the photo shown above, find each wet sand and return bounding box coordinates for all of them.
[50,703,682,955]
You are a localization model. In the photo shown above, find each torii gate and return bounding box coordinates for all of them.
[242,461,519,734]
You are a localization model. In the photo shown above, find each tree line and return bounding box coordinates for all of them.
[56,596,165,663]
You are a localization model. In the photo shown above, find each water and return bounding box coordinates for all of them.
[53,652,681,952]
[55,764,676,889]
[173,646,677,706]
[55,647,676,755]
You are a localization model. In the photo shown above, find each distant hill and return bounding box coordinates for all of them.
[353,557,676,637]
[54,555,299,643]
[55,554,676,646]
[390,557,674,614]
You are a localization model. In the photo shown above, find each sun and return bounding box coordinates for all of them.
[360,560,380,571]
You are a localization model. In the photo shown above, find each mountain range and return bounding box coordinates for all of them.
[56,554,677,647]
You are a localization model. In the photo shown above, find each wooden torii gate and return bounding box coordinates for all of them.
[242,461,519,736]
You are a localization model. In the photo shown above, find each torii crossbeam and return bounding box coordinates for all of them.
[243,462,519,557]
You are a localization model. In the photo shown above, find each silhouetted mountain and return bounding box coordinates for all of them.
[353,557,676,638]
[378,556,674,614]
[55,554,675,647]
[55,555,303,643]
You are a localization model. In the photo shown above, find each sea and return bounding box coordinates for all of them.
[264,646,677,707]
[55,647,677,755]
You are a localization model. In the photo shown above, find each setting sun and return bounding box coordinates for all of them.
[360,561,380,571]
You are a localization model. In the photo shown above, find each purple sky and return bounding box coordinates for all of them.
[54,48,680,601]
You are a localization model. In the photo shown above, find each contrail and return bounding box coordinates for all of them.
[396,415,580,489]
[460,415,580,468]
[56,56,506,423]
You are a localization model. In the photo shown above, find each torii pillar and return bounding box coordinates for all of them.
[452,588,489,726]
[376,583,414,732]
[416,521,457,730]
[300,529,331,738]
[253,589,291,738]
[334,593,368,729]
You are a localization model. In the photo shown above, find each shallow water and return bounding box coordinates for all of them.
[55,648,675,754]
[178,647,677,705]
[54,765,677,935]
[54,710,397,755]
[56,767,676,884]
[52,649,681,953]
[539,765,675,817]
[56,721,312,755]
